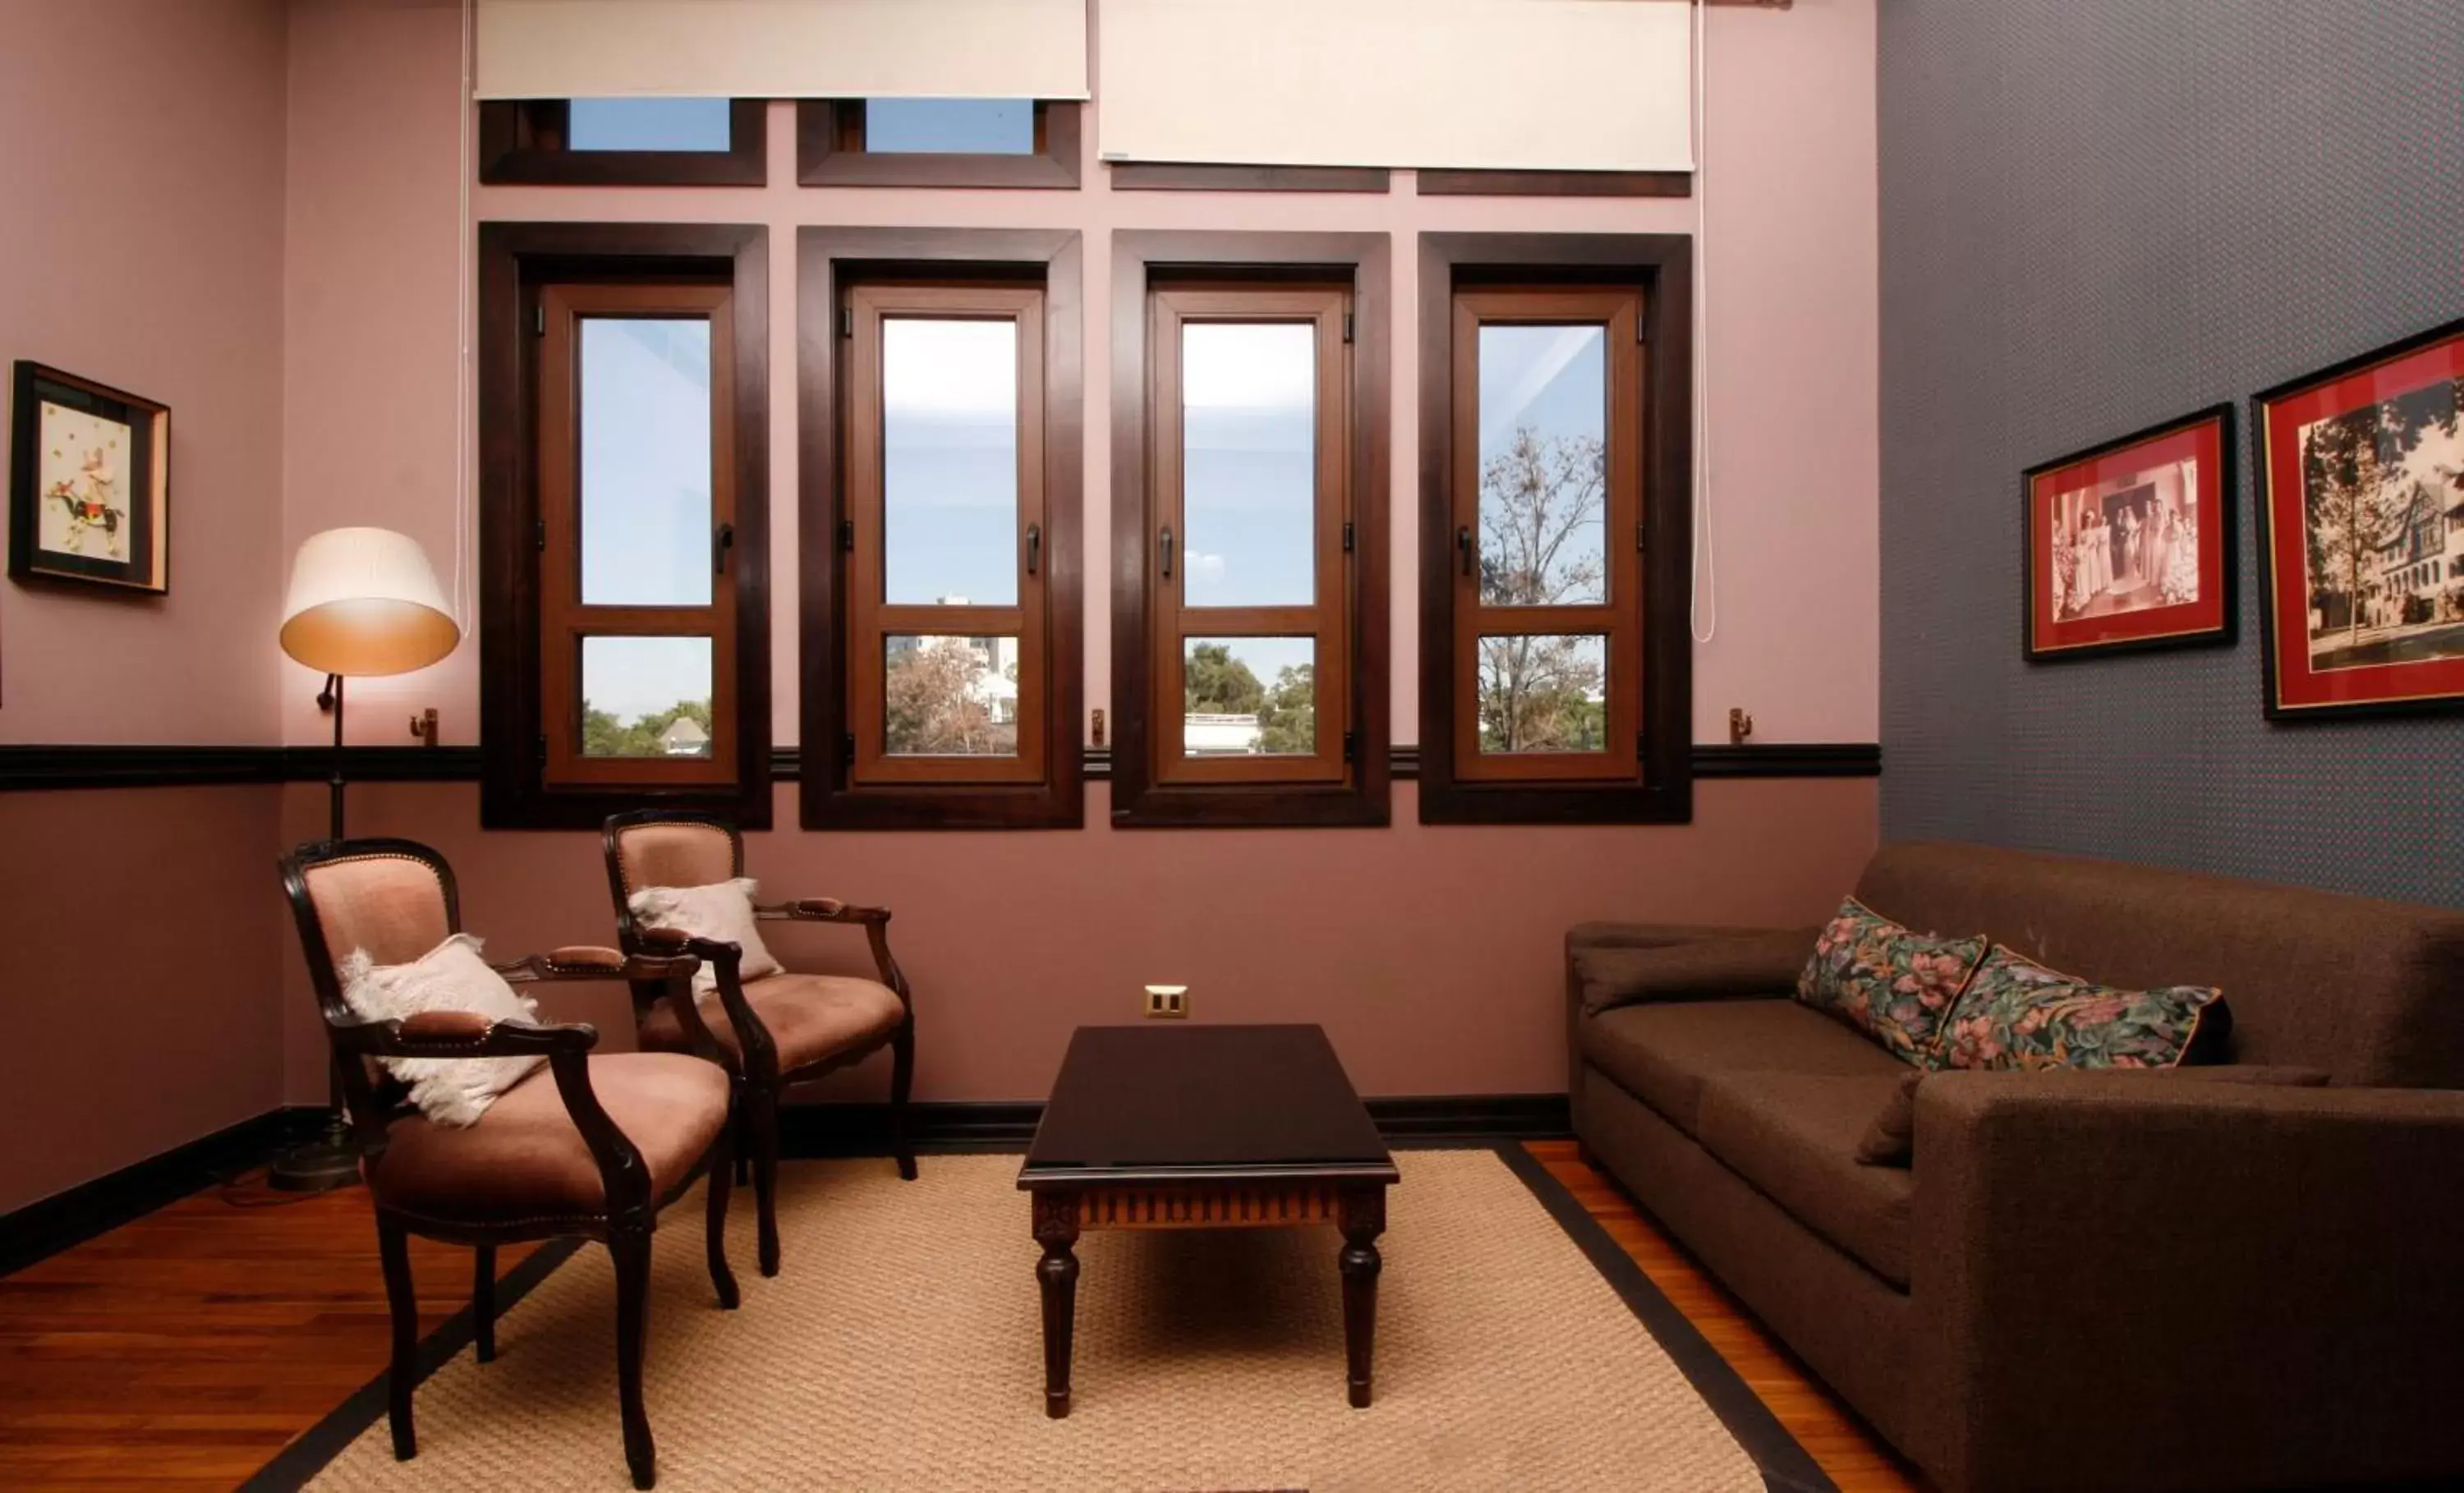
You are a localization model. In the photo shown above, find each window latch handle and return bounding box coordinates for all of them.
[713,521,736,576]
[1025,522,1042,577]
[1456,525,1473,577]
[1160,525,1175,581]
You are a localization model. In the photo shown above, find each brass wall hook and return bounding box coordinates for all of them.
[1729,707,1754,746]
[409,708,440,748]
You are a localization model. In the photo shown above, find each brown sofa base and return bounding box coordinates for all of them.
[1575,1062,1915,1453]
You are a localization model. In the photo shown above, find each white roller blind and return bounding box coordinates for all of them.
[475,0,1091,101]
[1097,0,1694,172]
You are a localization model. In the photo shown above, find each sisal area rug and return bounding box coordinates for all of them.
[254,1147,1830,1492]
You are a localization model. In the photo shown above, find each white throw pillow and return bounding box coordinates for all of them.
[338,934,544,1128]
[627,876,781,994]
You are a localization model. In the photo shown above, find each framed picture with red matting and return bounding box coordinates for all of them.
[2256,316,2464,720]
[2024,404,2234,662]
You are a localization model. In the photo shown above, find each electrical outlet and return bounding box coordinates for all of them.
[1142,984,1189,1019]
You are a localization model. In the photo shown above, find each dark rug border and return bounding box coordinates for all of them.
[242,1145,1835,1493]
[1487,1141,1838,1493]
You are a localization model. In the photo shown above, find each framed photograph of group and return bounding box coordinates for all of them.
[2255,315,2464,720]
[2024,404,2235,662]
[7,360,172,595]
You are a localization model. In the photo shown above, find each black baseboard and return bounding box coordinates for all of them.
[775,1093,1571,1157]
[0,1107,320,1277]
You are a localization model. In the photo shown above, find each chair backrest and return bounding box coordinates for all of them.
[1855,841,2464,1088]
[278,838,463,1125]
[602,810,742,955]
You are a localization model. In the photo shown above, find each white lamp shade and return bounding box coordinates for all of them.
[279,527,461,678]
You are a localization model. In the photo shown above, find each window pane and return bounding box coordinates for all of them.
[884,318,1018,607]
[885,635,1019,756]
[1477,324,1607,607]
[863,99,1033,154]
[1181,322,1316,608]
[582,636,714,758]
[581,319,714,607]
[1184,637,1315,756]
[1476,634,1607,753]
[567,98,733,152]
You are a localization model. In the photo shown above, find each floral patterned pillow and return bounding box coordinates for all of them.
[1935,944,2229,1072]
[1795,898,1988,1067]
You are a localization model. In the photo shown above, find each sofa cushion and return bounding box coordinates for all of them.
[1582,998,1906,1136]
[1694,1069,1915,1288]
[365,1051,729,1227]
[1573,927,1819,1016]
[1853,1061,2334,1168]
[1796,898,1988,1067]
[1938,944,2228,1072]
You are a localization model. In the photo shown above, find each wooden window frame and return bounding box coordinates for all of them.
[844,283,1050,789]
[477,99,768,187]
[797,101,1082,189]
[479,222,772,830]
[1417,233,1693,825]
[800,227,1085,830]
[1107,163,1389,194]
[1415,169,1690,199]
[1111,231,1391,829]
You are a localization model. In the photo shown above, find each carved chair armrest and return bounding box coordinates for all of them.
[494,946,701,985]
[333,1011,601,1060]
[626,930,778,1077]
[753,900,911,1011]
[755,898,892,926]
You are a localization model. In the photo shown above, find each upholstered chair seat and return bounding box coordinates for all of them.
[636,973,905,1072]
[367,1053,731,1228]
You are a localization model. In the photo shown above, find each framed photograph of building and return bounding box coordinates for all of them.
[2256,316,2464,720]
[7,361,171,594]
[2024,404,2234,661]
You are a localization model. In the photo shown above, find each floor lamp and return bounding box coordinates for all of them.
[269,526,461,1192]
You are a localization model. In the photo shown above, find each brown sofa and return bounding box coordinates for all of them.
[1567,841,2464,1493]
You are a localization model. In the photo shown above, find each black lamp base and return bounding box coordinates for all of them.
[268,1117,361,1193]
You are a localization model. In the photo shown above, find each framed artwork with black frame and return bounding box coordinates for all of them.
[2256,315,2464,721]
[2021,403,2235,662]
[8,361,170,594]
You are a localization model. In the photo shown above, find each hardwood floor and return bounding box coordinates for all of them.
[0,1174,536,1491]
[1526,1139,1928,1493]
[1,1147,1922,1491]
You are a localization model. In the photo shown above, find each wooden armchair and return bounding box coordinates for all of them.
[280,838,738,1491]
[602,809,917,1278]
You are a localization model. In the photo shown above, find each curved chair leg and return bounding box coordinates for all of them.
[706,1136,740,1310]
[750,1086,783,1278]
[890,1020,918,1182]
[611,1229,655,1490]
[375,1215,419,1461]
[730,1096,751,1188]
[472,1244,497,1363]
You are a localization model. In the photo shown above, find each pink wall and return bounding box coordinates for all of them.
[0,0,292,1212]
[282,777,1877,1104]
[272,0,1884,1105]
[0,0,290,743]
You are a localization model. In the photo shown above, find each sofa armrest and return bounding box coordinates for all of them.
[1909,1073,2464,1492]
[1570,927,1818,1016]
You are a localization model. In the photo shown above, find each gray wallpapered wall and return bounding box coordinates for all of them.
[1876,0,2464,906]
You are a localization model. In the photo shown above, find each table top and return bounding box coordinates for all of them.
[1018,1024,1397,1188]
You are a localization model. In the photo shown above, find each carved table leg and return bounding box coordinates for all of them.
[1032,1190,1081,1418]
[1338,1186,1387,1408]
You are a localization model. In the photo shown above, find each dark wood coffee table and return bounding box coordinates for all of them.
[1017,1023,1400,1417]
